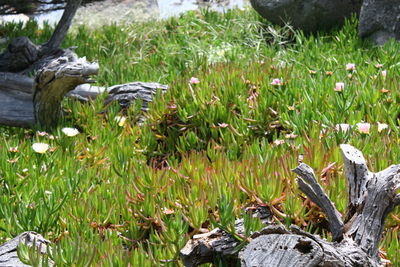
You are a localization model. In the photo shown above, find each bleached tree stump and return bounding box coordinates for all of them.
[181,144,400,266]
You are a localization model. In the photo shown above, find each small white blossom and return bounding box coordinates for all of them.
[62,127,80,137]
[377,122,388,133]
[32,143,49,154]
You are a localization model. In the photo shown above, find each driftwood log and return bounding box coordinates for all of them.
[181,205,273,266]
[181,144,400,266]
[0,231,52,266]
[0,0,167,129]
[0,51,167,128]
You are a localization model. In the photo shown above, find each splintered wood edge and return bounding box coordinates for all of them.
[340,144,367,165]
[340,144,371,208]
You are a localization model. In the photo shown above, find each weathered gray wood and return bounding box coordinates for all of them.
[293,163,343,241]
[293,145,399,259]
[181,228,240,267]
[340,144,372,223]
[0,67,167,128]
[0,0,86,128]
[72,82,168,124]
[69,82,168,112]
[0,37,40,72]
[104,82,168,111]
[180,206,273,267]
[0,0,81,73]
[0,50,98,128]
[0,32,71,75]
[342,157,400,256]
[0,72,35,127]
[0,88,34,128]
[0,72,34,94]
[289,225,378,267]
[42,0,82,54]
[181,144,398,267]
[0,231,53,266]
[33,52,99,127]
[394,194,400,207]
[67,84,106,101]
[241,234,323,267]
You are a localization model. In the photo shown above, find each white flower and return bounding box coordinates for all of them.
[61,127,80,137]
[377,122,388,133]
[32,143,49,154]
[114,116,126,127]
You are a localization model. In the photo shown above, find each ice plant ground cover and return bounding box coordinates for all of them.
[0,8,399,266]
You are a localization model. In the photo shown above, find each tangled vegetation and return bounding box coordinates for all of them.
[0,7,399,266]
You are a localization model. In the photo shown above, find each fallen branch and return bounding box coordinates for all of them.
[181,144,399,266]
[293,163,343,241]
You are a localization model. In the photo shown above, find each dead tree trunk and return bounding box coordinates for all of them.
[0,0,87,128]
[0,49,98,128]
[33,51,99,127]
[42,0,82,54]
[0,58,167,128]
[0,0,167,128]
[181,144,400,266]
